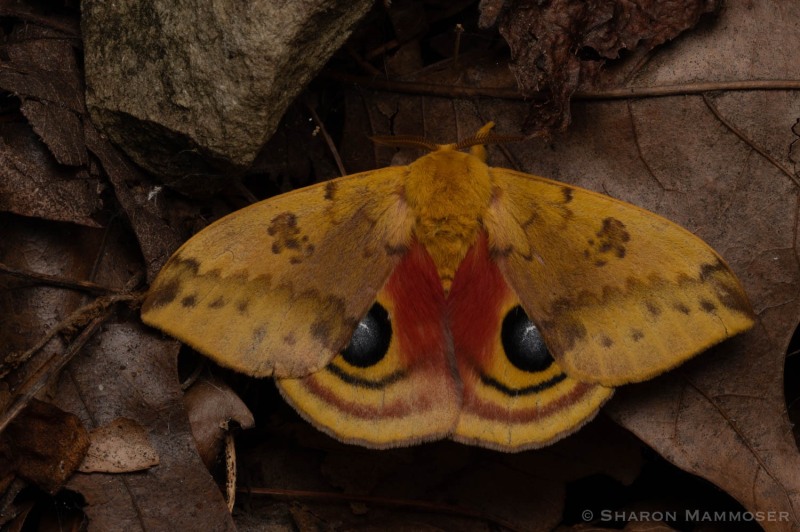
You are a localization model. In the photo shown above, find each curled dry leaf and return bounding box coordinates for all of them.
[79,417,159,474]
[183,374,255,470]
[484,0,720,132]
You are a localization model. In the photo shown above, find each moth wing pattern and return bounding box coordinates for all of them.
[484,168,755,386]
[141,168,413,378]
[278,241,461,448]
[448,234,614,451]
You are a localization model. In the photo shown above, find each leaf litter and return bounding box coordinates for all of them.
[0,0,798,530]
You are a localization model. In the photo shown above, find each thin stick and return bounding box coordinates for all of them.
[453,24,464,69]
[240,486,524,531]
[702,93,800,188]
[0,293,138,379]
[0,274,142,431]
[224,429,236,513]
[304,101,347,177]
[0,262,116,295]
[0,309,111,434]
[326,73,800,101]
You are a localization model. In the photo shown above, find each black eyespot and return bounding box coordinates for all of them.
[501,306,553,372]
[341,303,392,368]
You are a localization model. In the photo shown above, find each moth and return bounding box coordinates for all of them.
[141,123,755,451]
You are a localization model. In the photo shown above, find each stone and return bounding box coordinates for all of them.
[82,0,372,193]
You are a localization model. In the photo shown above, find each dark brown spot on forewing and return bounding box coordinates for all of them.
[385,243,407,256]
[308,292,358,350]
[714,281,754,315]
[582,218,630,265]
[645,300,661,316]
[236,299,250,314]
[268,212,299,253]
[268,212,298,236]
[175,256,201,274]
[699,260,727,280]
[699,299,717,313]
[142,256,207,312]
[268,211,315,263]
[701,262,754,315]
[673,302,691,314]
[252,326,267,345]
[598,217,630,241]
[540,314,587,353]
[599,335,613,348]
[631,329,644,341]
[181,294,197,308]
[324,180,337,200]
[143,279,180,311]
[561,187,574,203]
[208,296,226,309]
[283,333,297,346]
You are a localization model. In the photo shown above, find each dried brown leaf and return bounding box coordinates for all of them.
[79,417,159,474]
[487,0,719,132]
[184,374,255,470]
[1,22,87,166]
[2,399,89,494]
[83,123,182,280]
[0,123,100,227]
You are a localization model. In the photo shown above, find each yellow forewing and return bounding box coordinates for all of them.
[141,168,413,377]
[485,168,755,386]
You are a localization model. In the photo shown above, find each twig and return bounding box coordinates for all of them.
[702,93,800,188]
[0,271,143,432]
[453,24,464,70]
[240,486,524,532]
[0,293,139,379]
[0,262,117,295]
[326,73,800,101]
[224,428,236,513]
[304,101,347,177]
[345,44,383,76]
[0,294,134,434]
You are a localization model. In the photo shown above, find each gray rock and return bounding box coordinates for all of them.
[82,0,372,194]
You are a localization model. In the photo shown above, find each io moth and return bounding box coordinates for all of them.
[141,123,755,451]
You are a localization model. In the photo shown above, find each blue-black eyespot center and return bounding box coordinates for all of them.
[341,303,392,368]
[501,305,553,372]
